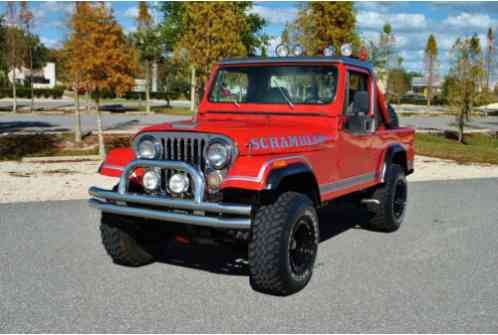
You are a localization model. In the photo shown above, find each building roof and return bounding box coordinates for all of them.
[412,76,442,88]
[219,56,373,72]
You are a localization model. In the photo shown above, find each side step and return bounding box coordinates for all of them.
[361,199,381,206]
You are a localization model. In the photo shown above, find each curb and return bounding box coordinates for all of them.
[22,155,102,162]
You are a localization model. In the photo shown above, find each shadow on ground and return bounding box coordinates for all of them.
[151,202,374,276]
[0,121,63,133]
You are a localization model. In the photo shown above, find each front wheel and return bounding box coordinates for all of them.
[100,214,156,266]
[249,192,319,296]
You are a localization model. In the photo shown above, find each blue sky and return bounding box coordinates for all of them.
[2,1,498,76]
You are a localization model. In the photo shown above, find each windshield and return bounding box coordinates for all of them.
[209,65,338,105]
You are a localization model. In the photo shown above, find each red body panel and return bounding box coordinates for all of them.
[99,59,415,203]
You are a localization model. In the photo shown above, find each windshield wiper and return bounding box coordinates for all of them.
[277,87,294,109]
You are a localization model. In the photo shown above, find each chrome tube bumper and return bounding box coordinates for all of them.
[88,159,252,230]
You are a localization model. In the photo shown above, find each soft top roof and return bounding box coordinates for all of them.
[219,56,373,72]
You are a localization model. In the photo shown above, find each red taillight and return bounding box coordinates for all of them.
[175,235,190,244]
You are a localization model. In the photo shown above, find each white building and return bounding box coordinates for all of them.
[8,62,57,89]
[133,61,159,93]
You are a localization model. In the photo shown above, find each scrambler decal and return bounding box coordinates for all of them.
[249,134,330,150]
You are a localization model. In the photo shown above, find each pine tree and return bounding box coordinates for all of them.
[133,2,162,113]
[292,2,358,56]
[65,2,92,143]
[424,34,438,107]
[485,28,494,90]
[19,1,34,113]
[175,1,249,108]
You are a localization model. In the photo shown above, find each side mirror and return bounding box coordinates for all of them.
[352,91,369,115]
[345,91,373,133]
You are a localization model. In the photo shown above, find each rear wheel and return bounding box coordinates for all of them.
[100,213,156,266]
[249,192,319,296]
[364,164,407,232]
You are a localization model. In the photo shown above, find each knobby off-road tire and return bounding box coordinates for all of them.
[365,164,407,232]
[249,192,320,296]
[100,213,155,266]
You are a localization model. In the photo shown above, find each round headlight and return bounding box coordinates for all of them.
[136,136,161,160]
[206,140,231,169]
[168,173,190,194]
[143,169,161,191]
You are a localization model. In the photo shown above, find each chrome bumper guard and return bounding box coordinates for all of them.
[88,159,252,230]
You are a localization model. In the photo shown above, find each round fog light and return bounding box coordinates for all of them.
[143,169,161,191]
[207,170,224,190]
[169,173,190,194]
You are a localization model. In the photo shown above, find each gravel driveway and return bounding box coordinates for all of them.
[1,155,498,204]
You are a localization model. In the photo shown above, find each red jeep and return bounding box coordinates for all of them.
[89,51,415,296]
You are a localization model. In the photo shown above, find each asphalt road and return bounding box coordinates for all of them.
[400,115,498,132]
[1,178,498,332]
[0,113,190,134]
[0,99,190,111]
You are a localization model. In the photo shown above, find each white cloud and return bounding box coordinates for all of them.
[40,36,59,48]
[443,13,495,30]
[124,6,139,19]
[249,5,297,24]
[357,11,428,31]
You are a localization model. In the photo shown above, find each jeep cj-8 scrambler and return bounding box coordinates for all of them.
[89,43,415,296]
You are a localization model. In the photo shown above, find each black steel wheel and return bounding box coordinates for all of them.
[364,164,407,232]
[288,217,318,278]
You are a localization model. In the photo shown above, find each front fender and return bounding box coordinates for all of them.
[99,147,136,177]
[222,155,314,191]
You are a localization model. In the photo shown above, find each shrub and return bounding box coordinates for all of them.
[0,86,65,99]
[0,134,59,160]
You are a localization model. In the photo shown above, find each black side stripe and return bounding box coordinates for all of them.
[320,172,377,194]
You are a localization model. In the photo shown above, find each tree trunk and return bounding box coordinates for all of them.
[95,94,106,159]
[427,57,433,108]
[86,91,91,112]
[144,59,151,113]
[29,48,34,113]
[12,68,17,113]
[458,107,465,144]
[74,86,82,143]
[190,66,196,113]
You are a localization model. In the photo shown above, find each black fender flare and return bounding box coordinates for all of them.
[382,144,409,179]
[264,163,321,205]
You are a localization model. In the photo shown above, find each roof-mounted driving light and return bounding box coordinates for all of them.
[340,43,353,57]
[359,46,369,61]
[292,44,304,56]
[275,44,289,57]
[323,46,336,57]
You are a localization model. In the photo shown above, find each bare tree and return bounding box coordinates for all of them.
[5,3,23,113]
[447,36,485,143]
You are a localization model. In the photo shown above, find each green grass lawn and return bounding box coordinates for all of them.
[416,133,498,165]
[0,133,130,161]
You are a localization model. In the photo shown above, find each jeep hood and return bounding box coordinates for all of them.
[138,116,337,156]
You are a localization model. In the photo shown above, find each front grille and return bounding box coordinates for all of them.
[157,133,209,171]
